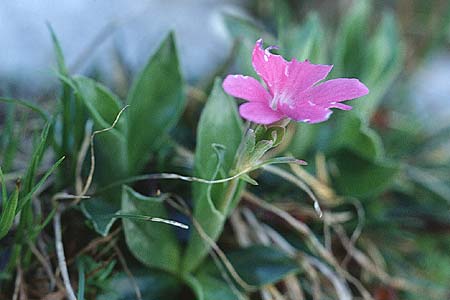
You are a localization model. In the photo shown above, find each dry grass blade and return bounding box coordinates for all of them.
[333,224,414,291]
[262,165,323,217]
[289,162,337,204]
[167,197,256,293]
[307,255,352,300]
[28,241,56,292]
[243,191,374,300]
[53,207,77,300]
[284,274,305,300]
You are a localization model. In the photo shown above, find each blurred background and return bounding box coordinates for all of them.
[1,0,450,129]
[1,0,450,299]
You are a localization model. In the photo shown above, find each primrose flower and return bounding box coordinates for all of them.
[223,39,369,124]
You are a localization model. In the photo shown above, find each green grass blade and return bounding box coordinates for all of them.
[0,167,8,205]
[18,156,65,212]
[0,97,49,121]
[0,185,19,239]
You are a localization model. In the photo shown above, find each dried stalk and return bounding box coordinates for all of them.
[53,207,77,300]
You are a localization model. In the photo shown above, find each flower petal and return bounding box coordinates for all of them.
[239,102,285,124]
[283,59,333,95]
[280,78,369,124]
[223,74,271,103]
[252,39,289,95]
[306,78,369,107]
[281,103,335,124]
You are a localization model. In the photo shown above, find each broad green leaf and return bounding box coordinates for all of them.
[72,76,128,182]
[81,197,119,236]
[328,112,383,161]
[332,150,398,197]
[354,11,404,117]
[282,12,327,63]
[227,246,300,286]
[286,123,321,158]
[98,269,184,300]
[193,262,247,300]
[72,76,124,130]
[127,33,185,173]
[183,275,206,300]
[333,0,371,78]
[121,186,181,273]
[182,79,243,272]
[195,245,300,289]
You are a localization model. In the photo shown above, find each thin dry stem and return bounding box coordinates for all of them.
[262,165,323,217]
[285,275,305,300]
[28,241,56,292]
[167,197,256,292]
[113,244,142,300]
[75,121,93,195]
[53,207,77,300]
[243,191,374,300]
[79,105,129,198]
[289,162,337,204]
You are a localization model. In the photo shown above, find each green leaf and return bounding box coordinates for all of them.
[72,76,128,182]
[328,112,383,161]
[182,79,243,273]
[406,166,450,203]
[0,97,49,121]
[0,104,18,171]
[81,197,119,236]
[18,156,65,212]
[332,150,398,197]
[333,0,371,78]
[77,259,86,300]
[121,186,181,273]
[98,269,184,300]
[49,25,86,187]
[286,122,321,158]
[281,12,327,63]
[0,181,19,239]
[227,246,300,286]
[72,76,124,130]
[127,32,185,173]
[22,123,52,194]
[354,11,404,117]
[193,263,247,300]
[195,245,300,290]
[47,23,69,76]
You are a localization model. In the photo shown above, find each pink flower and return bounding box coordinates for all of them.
[223,39,369,125]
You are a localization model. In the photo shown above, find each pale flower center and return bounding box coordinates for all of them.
[270,92,292,111]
